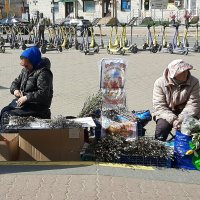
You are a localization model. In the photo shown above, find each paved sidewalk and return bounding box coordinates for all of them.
[0,163,200,200]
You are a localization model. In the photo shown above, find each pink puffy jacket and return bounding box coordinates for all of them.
[153,69,200,124]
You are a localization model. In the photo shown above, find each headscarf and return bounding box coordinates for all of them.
[20,47,42,69]
[167,59,193,79]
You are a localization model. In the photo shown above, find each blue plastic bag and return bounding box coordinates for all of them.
[174,131,196,170]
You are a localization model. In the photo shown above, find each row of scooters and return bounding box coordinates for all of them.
[106,21,200,55]
[0,24,33,52]
[158,22,200,55]
[0,24,82,54]
[0,23,105,55]
[0,22,200,55]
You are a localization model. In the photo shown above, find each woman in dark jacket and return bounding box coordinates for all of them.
[0,47,53,123]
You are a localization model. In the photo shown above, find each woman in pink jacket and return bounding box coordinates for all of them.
[153,59,200,141]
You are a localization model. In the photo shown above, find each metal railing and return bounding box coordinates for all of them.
[127,9,140,24]
[93,11,101,19]
[148,8,200,23]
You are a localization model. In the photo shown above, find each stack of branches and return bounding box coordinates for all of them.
[78,91,103,118]
[102,106,137,122]
[7,116,37,128]
[6,115,82,129]
[88,134,173,163]
[48,115,82,129]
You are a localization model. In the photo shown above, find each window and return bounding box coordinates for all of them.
[121,0,131,12]
[83,1,95,13]
[54,2,59,13]
[144,0,149,10]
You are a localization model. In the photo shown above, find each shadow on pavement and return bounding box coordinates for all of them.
[0,148,94,174]
[0,86,9,90]
[0,163,93,175]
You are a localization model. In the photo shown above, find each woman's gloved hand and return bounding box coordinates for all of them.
[14,90,23,98]
[173,119,181,130]
[17,96,27,106]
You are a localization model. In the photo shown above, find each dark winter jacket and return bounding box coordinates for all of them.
[10,48,53,111]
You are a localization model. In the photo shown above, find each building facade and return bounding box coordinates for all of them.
[27,0,200,24]
[0,0,29,18]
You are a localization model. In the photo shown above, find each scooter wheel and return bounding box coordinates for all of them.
[2,47,5,53]
[168,47,173,54]
[179,43,183,48]
[41,45,46,54]
[0,37,5,46]
[184,50,189,55]
[1,46,5,53]
[75,43,79,50]
[121,50,125,55]
[168,43,172,48]
[132,46,138,54]
[22,44,27,50]
[15,43,20,49]
[84,50,88,55]
[64,44,69,49]
[58,46,62,52]
[151,46,158,53]
[10,45,14,49]
[79,44,83,51]
[197,47,200,53]
[143,43,148,50]
[96,46,99,53]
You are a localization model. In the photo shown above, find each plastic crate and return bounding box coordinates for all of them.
[120,154,172,168]
[80,153,96,161]
[80,143,96,161]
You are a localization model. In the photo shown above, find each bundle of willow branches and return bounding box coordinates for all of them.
[6,115,82,129]
[8,116,36,127]
[89,134,173,163]
[78,91,103,118]
[102,106,136,122]
[48,115,82,129]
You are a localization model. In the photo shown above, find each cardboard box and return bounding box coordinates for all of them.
[0,133,19,161]
[18,128,84,161]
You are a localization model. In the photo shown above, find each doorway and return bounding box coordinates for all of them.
[102,0,111,17]
[65,2,74,18]
[140,0,143,10]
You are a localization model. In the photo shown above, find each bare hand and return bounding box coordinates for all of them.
[17,96,27,106]
[173,120,181,130]
[14,90,23,97]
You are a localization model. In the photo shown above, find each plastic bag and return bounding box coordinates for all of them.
[181,116,200,136]
[101,115,137,140]
[174,130,196,170]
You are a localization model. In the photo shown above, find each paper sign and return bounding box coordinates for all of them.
[71,117,96,128]
[69,129,80,139]
[151,0,168,9]
[99,58,127,109]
